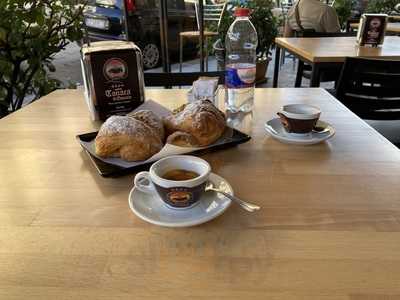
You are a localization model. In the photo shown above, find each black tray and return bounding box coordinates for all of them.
[77,129,251,177]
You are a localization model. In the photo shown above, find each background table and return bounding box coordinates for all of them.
[2,88,400,299]
[273,36,400,87]
[350,22,400,34]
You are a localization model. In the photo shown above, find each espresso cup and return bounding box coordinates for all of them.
[277,104,321,134]
[134,155,211,209]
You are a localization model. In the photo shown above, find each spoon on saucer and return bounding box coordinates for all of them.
[313,125,330,134]
[205,182,260,212]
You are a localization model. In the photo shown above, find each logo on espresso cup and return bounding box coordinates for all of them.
[168,190,193,204]
[134,155,211,209]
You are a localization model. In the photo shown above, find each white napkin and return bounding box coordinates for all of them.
[188,77,219,104]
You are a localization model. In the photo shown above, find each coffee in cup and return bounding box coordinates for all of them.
[162,169,200,181]
[277,104,321,134]
[134,155,211,209]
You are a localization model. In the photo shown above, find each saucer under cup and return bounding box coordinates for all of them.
[129,173,232,227]
[265,118,335,145]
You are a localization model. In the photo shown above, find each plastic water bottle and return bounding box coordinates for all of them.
[225,7,258,113]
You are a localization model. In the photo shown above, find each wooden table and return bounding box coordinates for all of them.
[350,22,400,34]
[2,88,400,299]
[273,36,400,87]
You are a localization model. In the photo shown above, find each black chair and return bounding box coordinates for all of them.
[295,31,357,87]
[144,71,225,87]
[334,57,400,120]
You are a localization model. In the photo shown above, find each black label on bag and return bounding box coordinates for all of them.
[90,49,143,120]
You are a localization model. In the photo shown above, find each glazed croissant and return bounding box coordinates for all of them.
[164,100,226,147]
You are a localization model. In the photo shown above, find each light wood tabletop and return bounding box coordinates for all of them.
[2,88,400,299]
[275,36,400,63]
[350,22,400,34]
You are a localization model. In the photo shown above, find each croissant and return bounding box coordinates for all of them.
[95,110,164,161]
[164,100,226,147]
[128,110,165,142]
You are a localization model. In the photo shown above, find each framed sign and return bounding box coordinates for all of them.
[357,14,388,46]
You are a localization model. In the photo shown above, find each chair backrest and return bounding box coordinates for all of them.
[280,0,294,7]
[144,71,225,87]
[335,57,400,120]
[324,0,335,6]
[280,0,293,15]
[195,1,227,31]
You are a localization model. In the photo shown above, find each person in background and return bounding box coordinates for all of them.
[284,0,341,37]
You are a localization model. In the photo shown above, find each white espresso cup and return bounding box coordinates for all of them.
[277,104,321,134]
[134,155,211,209]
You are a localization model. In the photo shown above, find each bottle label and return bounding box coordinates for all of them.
[225,64,256,88]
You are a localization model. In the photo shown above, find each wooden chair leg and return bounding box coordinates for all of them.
[273,46,281,88]
[205,38,208,72]
[179,35,183,73]
[310,63,321,87]
[292,56,296,71]
[280,49,285,68]
[295,60,304,87]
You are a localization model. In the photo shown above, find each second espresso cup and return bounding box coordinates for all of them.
[277,104,321,134]
[134,155,211,209]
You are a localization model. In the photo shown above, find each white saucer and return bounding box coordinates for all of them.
[265,118,335,145]
[128,173,232,227]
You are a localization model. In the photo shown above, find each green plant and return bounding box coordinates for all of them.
[366,0,399,14]
[212,0,279,60]
[0,0,86,118]
[246,0,279,60]
[333,0,354,29]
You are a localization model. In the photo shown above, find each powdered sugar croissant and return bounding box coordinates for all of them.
[95,110,164,161]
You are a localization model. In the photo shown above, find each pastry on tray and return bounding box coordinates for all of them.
[164,99,226,147]
[95,110,163,161]
[128,110,165,141]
